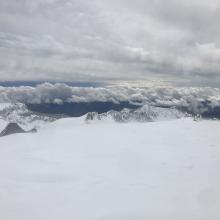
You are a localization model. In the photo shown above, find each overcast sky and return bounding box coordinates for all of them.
[1,0,220,86]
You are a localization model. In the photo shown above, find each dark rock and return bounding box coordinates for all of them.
[0,123,37,137]
[29,128,37,133]
[85,112,101,122]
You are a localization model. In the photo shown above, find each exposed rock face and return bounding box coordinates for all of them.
[0,123,37,137]
[85,112,101,122]
[85,104,187,123]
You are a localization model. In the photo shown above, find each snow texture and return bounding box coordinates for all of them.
[0,117,219,220]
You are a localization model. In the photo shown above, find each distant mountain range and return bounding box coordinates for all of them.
[0,102,187,128]
[85,105,186,123]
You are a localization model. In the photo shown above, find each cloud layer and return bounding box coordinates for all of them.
[1,83,220,114]
[1,0,220,85]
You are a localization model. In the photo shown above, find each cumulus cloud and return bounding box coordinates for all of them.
[0,0,220,85]
[1,83,220,114]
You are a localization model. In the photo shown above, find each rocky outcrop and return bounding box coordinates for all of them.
[0,123,37,137]
[85,104,187,123]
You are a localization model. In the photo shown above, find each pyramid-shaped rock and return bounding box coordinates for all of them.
[0,123,36,137]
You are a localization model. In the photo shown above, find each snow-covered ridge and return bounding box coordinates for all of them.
[85,105,187,123]
[0,103,57,129]
[0,102,187,132]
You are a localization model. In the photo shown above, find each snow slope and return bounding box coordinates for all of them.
[0,118,220,220]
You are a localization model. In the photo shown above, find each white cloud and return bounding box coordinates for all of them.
[1,83,220,114]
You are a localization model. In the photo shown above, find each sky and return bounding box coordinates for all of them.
[0,0,220,87]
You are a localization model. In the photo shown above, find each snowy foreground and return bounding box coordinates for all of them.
[0,118,220,220]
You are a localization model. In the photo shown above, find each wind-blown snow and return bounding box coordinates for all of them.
[0,117,219,220]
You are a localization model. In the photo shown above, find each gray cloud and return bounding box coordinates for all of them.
[0,0,220,86]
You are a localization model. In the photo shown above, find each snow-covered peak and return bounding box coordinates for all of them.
[85,104,187,123]
[0,102,188,133]
[0,103,57,129]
